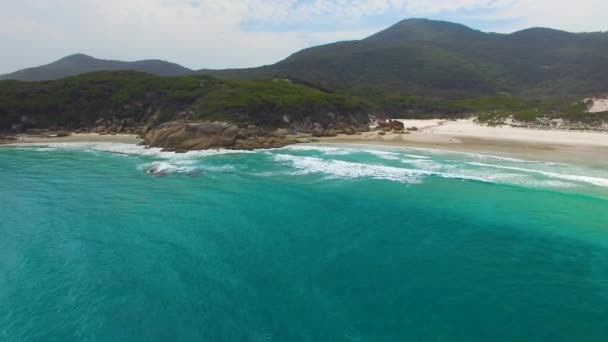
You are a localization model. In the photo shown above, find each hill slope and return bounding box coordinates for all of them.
[0,54,194,81]
[204,19,608,97]
[0,71,374,131]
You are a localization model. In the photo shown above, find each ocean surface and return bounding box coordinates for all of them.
[1,142,608,341]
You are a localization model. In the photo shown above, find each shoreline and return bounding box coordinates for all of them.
[4,120,608,166]
[317,119,608,166]
[6,133,143,144]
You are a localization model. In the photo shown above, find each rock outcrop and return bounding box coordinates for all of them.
[376,119,405,131]
[141,117,374,151]
[93,117,148,135]
[143,122,299,151]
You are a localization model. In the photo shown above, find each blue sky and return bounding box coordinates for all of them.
[1,0,607,74]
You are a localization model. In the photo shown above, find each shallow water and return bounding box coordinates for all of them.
[1,143,608,341]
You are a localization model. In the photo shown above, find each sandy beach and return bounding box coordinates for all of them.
[12,133,142,144]
[4,121,608,165]
[319,119,608,165]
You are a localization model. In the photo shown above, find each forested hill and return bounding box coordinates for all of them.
[4,19,608,98]
[1,19,606,133]
[204,19,608,97]
[0,71,603,135]
[0,54,194,81]
[0,71,374,132]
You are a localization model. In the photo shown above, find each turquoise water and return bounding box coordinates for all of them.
[1,142,608,341]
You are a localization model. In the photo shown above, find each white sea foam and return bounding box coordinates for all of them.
[16,142,247,175]
[19,142,252,160]
[272,152,588,189]
[272,154,493,184]
[318,143,568,166]
[292,144,552,164]
[522,180,577,188]
[398,159,579,188]
[273,154,425,183]
[17,142,602,189]
[284,144,433,160]
[282,145,354,155]
[139,160,235,175]
[452,152,567,166]
[467,162,608,187]
[401,154,431,160]
[401,146,564,165]
[140,161,196,175]
[400,158,445,171]
[366,150,401,160]
[465,153,533,163]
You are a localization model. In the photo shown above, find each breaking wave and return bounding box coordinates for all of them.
[282,145,354,155]
[467,162,608,188]
[15,142,252,160]
[15,142,248,176]
[272,154,491,184]
[270,153,594,189]
[12,142,608,190]
[139,161,235,176]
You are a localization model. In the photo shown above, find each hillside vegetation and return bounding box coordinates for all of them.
[205,19,608,97]
[0,71,374,131]
[1,19,607,131]
[6,20,606,99]
[2,70,604,133]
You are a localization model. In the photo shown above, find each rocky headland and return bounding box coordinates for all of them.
[142,118,372,151]
[142,122,295,151]
[2,111,374,151]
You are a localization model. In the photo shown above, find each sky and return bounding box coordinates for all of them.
[1,0,607,74]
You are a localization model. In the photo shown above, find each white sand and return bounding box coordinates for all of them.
[7,122,608,165]
[585,97,608,113]
[414,119,608,147]
[320,119,608,165]
[15,133,142,144]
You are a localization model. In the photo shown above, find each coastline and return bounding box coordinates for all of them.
[7,133,143,144]
[317,119,608,166]
[4,120,608,166]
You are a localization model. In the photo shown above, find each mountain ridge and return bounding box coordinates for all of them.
[0,54,194,81]
[2,19,608,97]
[202,19,608,97]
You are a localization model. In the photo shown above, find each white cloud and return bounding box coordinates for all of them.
[0,0,606,74]
[477,0,608,32]
[243,0,511,23]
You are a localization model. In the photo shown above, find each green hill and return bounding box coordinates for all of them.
[1,70,601,134]
[0,71,373,131]
[6,19,608,97]
[204,19,608,97]
[0,54,194,81]
[1,19,606,132]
